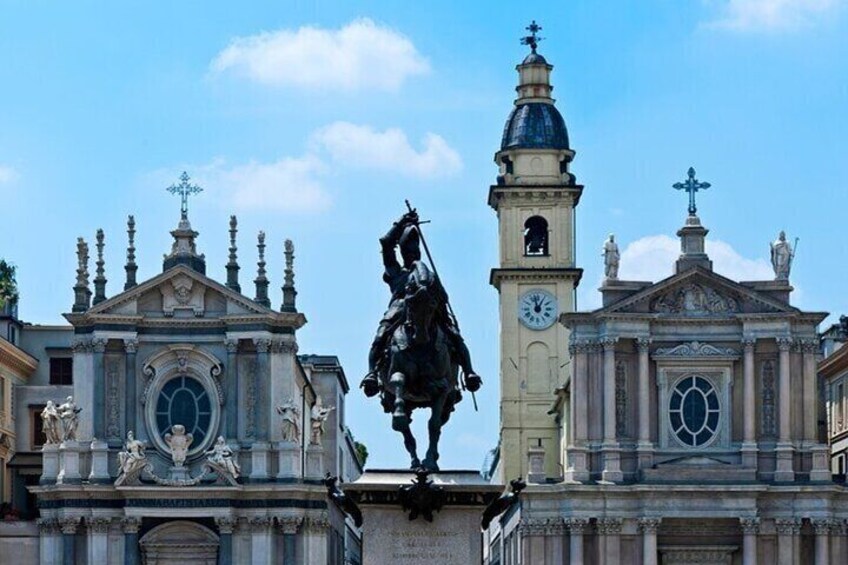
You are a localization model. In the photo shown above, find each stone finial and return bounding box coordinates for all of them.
[72,237,92,312]
[254,231,270,307]
[281,239,297,312]
[226,215,241,292]
[125,215,137,290]
[93,229,107,305]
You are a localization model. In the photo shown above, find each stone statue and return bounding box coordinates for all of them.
[205,436,240,480]
[56,396,81,442]
[164,424,193,467]
[602,234,620,280]
[40,401,61,445]
[359,207,482,471]
[310,395,335,445]
[770,230,795,281]
[276,398,300,443]
[117,431,147,482]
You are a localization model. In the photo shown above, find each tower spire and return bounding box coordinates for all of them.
[93,229,107,305]
[281,239,297,312]
[125,215,137,290]
[254,231,270,307]
[72,237,92,312]
[226,215,241,292]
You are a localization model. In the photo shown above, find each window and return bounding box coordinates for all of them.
[523,216,549,256]
[49,358,73,385]
[669,376,720,447]
[154,375,213,447]
[30,405,46,449]
[0,376,5,423]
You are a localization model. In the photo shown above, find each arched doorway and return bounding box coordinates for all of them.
[140,520,219,565]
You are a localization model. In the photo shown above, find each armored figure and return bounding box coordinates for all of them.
[360,210,482,397]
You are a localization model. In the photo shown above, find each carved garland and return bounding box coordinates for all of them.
[653,341,739,358]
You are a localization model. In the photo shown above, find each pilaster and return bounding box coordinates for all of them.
[249,516,273,565]
[601,338,622,483]
[597,518,623,565]
[812,519,832,565]
[775,337,794,482]
[566,518,588,565]
[774,519,800,565]
[636,338,654,470]
[92,337,107,439]
[225,339,239,440]
[215,517,236,565]
[801,339,818,442]
[124,338,138,436]
[253,338,271,441]
[303,513,330,564]
[564,339,589,482]
[741,338,758,468]
[638,518,660,565]
[59,517,80,565]
[122,516,141,565]
[740,517,759,565]
[277,516,302,565]
[37,518,61,565]
[86,517,111,564]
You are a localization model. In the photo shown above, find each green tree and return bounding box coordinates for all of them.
[354,441,369,467]
[0,260,18,308]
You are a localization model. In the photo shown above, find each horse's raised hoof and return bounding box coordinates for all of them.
[392,414,410,431]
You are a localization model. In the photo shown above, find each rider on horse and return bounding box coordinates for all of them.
[360,210,482,398]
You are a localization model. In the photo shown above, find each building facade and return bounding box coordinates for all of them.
[486,35,848,565]
[818,318,848,477]
[0,194,362,564]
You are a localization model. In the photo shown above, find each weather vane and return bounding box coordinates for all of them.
[673,167,711,216]
[167,171,203,219]
[521,20,543,53]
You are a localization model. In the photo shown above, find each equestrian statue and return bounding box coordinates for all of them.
[360,204,482,472]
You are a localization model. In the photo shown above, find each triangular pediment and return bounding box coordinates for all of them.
[601,268,799,316]
[81,265,275,319]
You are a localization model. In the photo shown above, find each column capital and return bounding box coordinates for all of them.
[88,517,111,533]
[638,517,661,533]
[72,337,94,353]
[776,337,793,351]
[215,516,237,534]
[270,337,298,354]
[121,516,142,534]
[597,517,623,535]
[276,515,303,535]
[801,338,819,354]
[304,513,330,533]
[92,337,108,353]
[600,337,618,351]
[123,338,138,353]
[249,516,273,530]
[742,337,756,350]
[36,517,60,534]
[565,518,589,534]
[636,337,652,352]
[225,339,239,354]
[739,516,760,534]
[569,338,592,355]
[517,518,548,536]
[59,516,81,535]
[774,518,801,535]
[253,338,271,354]
[811,518,834,535]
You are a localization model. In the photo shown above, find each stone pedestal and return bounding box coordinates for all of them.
[809,445,831,482]
[348,470,501,565]
[168,465,191,481]
[527,444,546,483]
[774,444,795,482]
[740,442,758,470]
[305,444,324,481]
[249,441,271,481]
[57,441,83,485]
[89,439,111,483]
[41,444,59,485]
[276,441,301,480]
[563,446,589,483]
[601,443,623,483]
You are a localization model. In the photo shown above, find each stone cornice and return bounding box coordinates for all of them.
[488,183,584,210]
[0,337,37,377]
[490,268,583,290]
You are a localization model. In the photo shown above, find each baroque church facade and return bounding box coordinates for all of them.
[485,32,848,565]
[0,185,363,564]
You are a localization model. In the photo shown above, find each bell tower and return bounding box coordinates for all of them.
[490,23,583,481]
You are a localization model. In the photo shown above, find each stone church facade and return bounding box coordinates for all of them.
[0,197,362,564]
[486,34,848,565]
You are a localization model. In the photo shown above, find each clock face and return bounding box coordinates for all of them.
[518,289,558,330]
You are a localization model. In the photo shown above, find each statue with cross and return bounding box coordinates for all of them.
[673,167,711,216]
[167,171,203,219]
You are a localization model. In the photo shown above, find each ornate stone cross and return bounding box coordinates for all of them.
[521,20,544,53]
[673,166,711,216]
[167,171,203,219]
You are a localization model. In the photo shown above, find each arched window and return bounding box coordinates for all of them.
[524,216,549,256]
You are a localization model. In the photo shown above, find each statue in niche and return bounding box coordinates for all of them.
[40,401,61,445]
[276,398,301,443]
[205,436,240,480]
[602,234,620,280]
[310,395,335,445]
[56,396,81,442]
[164,424,193,467]
[117,431,147,481]
[770,230,795,281]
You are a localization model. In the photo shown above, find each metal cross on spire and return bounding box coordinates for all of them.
[673,167,711,216]
[521,20,544,53]
[167,171,203,219]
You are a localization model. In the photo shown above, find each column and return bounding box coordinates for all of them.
[742,338,758,468]
[601,338,622,482]
[277,516,302,565]
[566,340,589,482]
[37,518,60,565]
[124,339,138,435]
[215,517,235,565]
[775,337,794,482]
[253,338,271,440]
[597,518,622,565]
[638,518,660,565]
[566,518,588,565]
[303,514,329,564]
[86,517,110,563]
[636,339,653,469]
[775,519,800,565]
[225,339,239,439]
[92,337,107,439]
[250,516,273,565]
[122,517,141,565]
[59,517,80,565]
[802,339,817,441]
[740,517,759,565]
[812,519,831,565]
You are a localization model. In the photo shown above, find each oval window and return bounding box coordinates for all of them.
[155,375,213,447]
[669,376,720,447]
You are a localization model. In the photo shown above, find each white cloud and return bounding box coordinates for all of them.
[311,121,462,178]
[211,18,430,92]
[706,0,842,31]
[0,165,19,184]
[618,234,773,282]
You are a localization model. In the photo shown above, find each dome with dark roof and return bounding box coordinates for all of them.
[522,52,548,65]
[500,102,569,151]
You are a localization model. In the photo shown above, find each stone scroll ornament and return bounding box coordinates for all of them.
[481,478,526,530]
[323,473,363,527]
[398,469,446,522]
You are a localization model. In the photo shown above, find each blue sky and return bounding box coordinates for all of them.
[1,1,847,470]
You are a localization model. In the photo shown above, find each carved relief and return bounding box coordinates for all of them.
[615,361,627,438]
[761,360,776,438]
[654,341,739,358]
[106,359,121,440]
[245,359,257,440]
[651,283,738,315]
[160,274,205,317]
